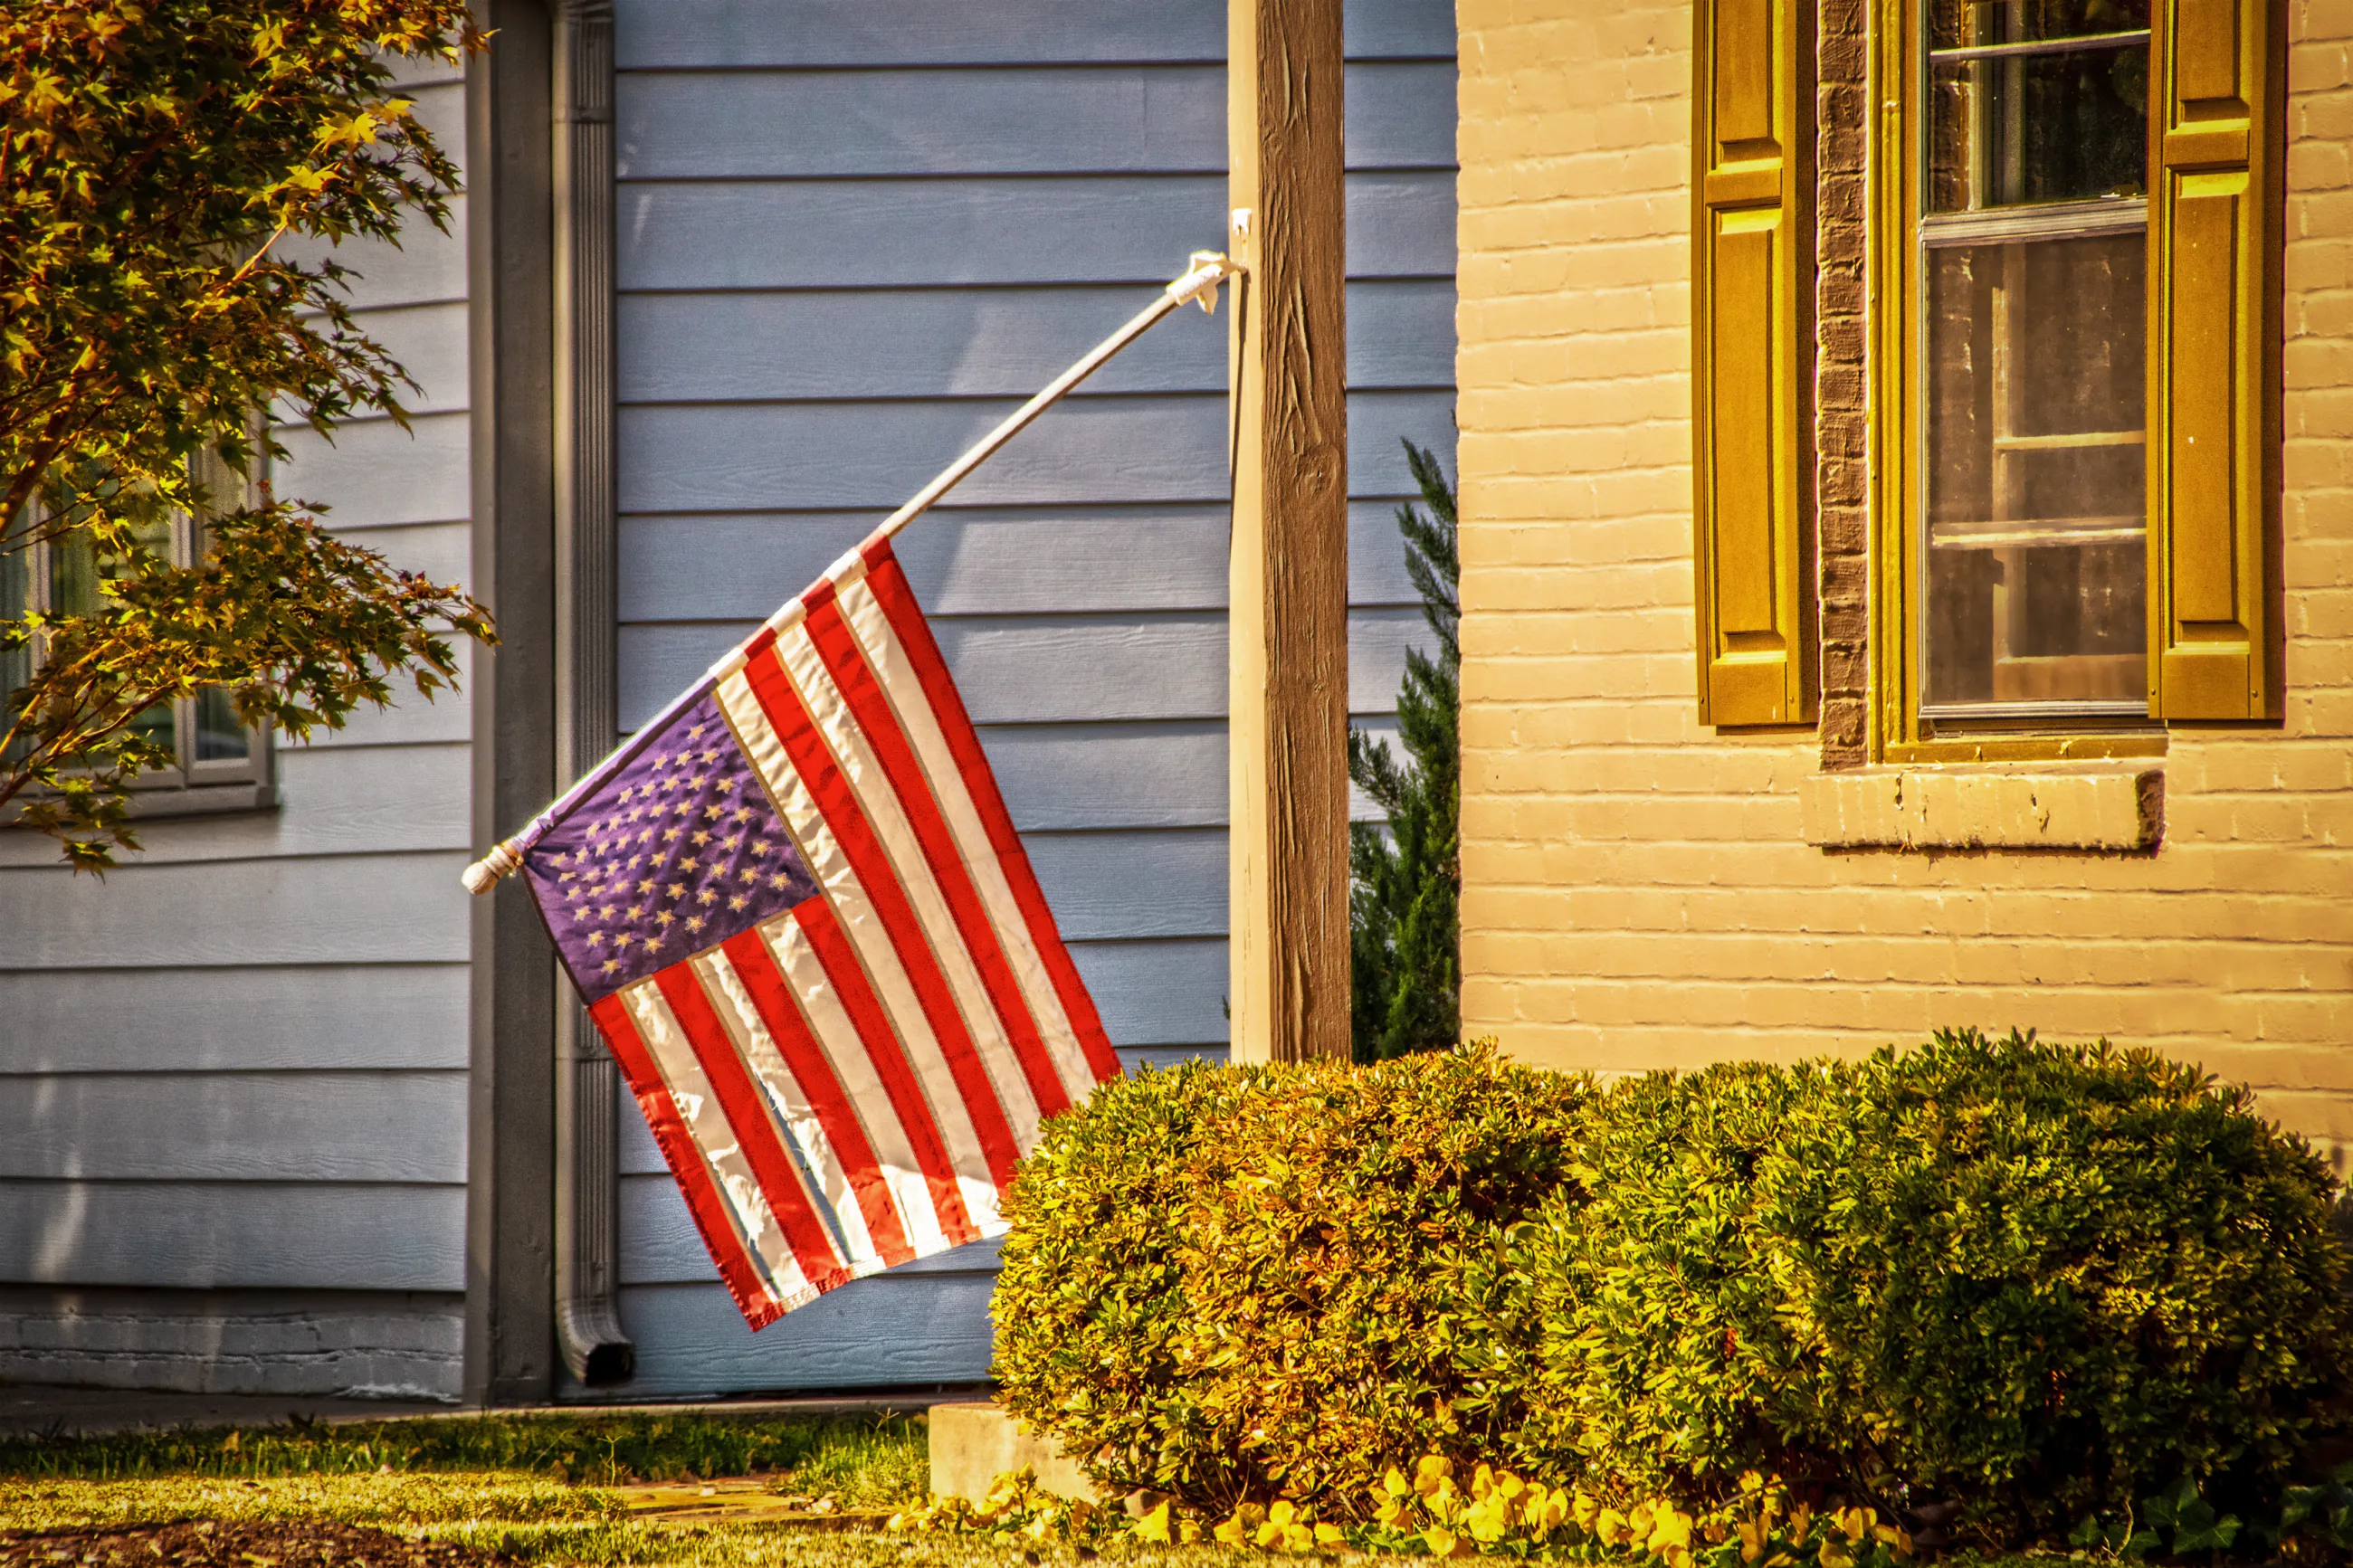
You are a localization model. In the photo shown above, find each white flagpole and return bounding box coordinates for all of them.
[462,251,1241,895]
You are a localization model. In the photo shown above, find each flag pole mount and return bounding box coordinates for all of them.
[461,250,1242,897]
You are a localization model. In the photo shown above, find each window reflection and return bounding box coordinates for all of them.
[48,518,178,755]
[1919,0,2151,716]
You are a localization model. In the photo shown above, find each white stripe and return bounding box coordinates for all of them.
[834,575,1100,1103]
[692,947,880,1272]
[760,915,955,1255]
[619,981,811,1307]
[715,666,1000,1224]
[775,620,1043,1150]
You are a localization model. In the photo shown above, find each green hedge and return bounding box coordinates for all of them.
[994,1046,1589,1511]
[994,1034,2353,1549]
[1519,1033,2353,1543]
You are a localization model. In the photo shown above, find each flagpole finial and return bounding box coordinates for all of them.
[462,838,523,895]
[1169,251,1242,313]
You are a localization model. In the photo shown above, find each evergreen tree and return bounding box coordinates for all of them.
[1348,442,1460,1062]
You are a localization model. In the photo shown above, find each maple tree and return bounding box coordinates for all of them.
[1,0,493,870]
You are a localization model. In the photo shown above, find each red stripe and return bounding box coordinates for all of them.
[589,993,784,1331]
[720,928,916,1266]
[740,646,1026,1191]
[860,546,1123,1083]
[653,965,851,1292]
[804,598,1072,1119]
[792,898,979,1245]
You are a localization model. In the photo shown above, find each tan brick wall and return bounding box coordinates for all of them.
[1456,0,2353,1148]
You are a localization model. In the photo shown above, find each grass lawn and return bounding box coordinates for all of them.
[0,1410,2053,1568]
[0,1409,1269,1568]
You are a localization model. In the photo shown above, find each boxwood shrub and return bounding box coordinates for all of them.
[994,1044,1591,1512]
[1519,1031,2353,1544]
[996,1032,2352,1548]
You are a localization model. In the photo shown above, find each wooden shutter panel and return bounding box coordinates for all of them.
[2149,0,2281,719]
[1692,0,1813,727]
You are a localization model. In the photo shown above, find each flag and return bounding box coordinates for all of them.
[518,537,1124,1328]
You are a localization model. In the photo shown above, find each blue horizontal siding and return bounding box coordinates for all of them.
[615,62,1452,179]
[617,173,1452,290]
[616,500,1441,621]
[614,0,1448,70]
[605,0,1453,1395]
[615,278,1453,402]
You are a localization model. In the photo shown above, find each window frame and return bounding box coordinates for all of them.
[3,476,279,818]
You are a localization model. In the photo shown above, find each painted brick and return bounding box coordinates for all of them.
[1457,0,2353,1139]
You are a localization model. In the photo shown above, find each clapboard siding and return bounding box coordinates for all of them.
[1348,62,1461,166]
[618,607,1435,730]
[0,1183,464,1292]
[0,852,470,971]
[616,388,1452,518]
[273,74,469,303]
[329,302,474,418]
[314,518,473,594]
[272,413,470,532]
[618,67,1225,179]
[615,1278,998,1396]
[294,641,476,750]
[0,1072,467,1183]
[0,967,468,1075]
[614,62,1450,179]
[1074,938,1230,1044]
[617,500,1434,620]
[613,0,1448,68]
[617,174,1449,291]
[1027,829,1224,940]
[616,279,1452,401]
[980,724,1224,829]
[0,744,467,870]
[602,0,1452,1383]
[621,1179,1008,1284]
[0,60,474,1387]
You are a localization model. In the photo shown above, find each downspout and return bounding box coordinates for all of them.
[551,0,634,1388]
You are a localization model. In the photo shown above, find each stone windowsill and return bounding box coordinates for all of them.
[1799,765,2163,851]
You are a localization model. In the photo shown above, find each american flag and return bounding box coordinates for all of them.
[519,537,1123,1327]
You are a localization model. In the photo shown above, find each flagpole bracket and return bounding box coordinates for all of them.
[1170,250,1243,313]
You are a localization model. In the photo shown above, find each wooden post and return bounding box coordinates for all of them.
[1227,0,1349,1064]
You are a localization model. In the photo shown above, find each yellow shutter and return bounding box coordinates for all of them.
[2149,0,2281,720]
[1692,0,1813,727]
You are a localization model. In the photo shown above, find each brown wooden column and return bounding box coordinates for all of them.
[1226,0,1349,1064]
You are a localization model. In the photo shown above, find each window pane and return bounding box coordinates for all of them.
[49,522,178,760]
[195,687,250,762]
[1924,232,2148,708]
[1926,0,2148,213]
[1,514,27,765]
[1929,0,2148,52]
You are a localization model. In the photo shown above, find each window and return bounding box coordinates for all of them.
[1918,0,2152,720]
[1877,0,2282,755]
[1691,0,2282,746]
[2,452,276,814]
